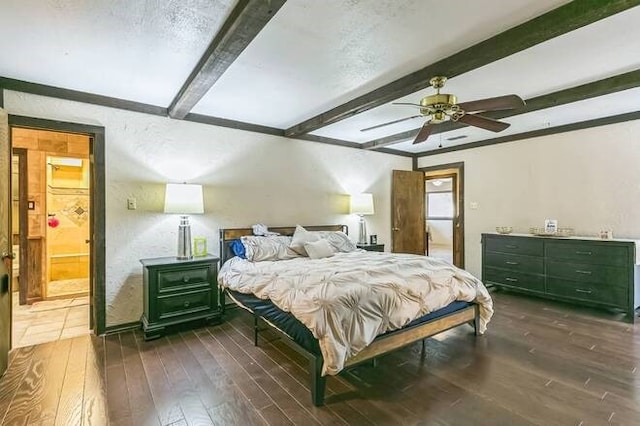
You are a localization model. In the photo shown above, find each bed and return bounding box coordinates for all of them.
[218,225,493,406]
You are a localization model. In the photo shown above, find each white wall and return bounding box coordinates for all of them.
[5,91,411,326]
[418,119,640,278]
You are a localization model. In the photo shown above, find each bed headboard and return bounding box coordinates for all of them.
[218,225,348,264]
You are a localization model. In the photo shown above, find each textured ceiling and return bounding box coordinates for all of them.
[0,0,638,155]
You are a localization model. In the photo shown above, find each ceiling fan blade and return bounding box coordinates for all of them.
[392,102,423,108]
[457,113,510,132]
[457,95,525,113]
[360,115,422,132]
[412,122,435,144]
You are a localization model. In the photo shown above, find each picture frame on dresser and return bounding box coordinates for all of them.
[482,233,640,322]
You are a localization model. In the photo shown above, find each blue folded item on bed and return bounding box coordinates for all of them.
[230,239,247,259]
[227,289,472,356]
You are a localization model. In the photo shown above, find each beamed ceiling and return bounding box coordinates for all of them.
[1,0,639,158]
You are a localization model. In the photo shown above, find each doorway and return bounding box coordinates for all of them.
[421,162,464,268]
[6,116,106,349]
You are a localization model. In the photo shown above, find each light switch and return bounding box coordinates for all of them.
[470,201,479,210]
[127,198,137,210]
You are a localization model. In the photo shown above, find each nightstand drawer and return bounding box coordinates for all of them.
[546,260,628,288]
[545,242,628,266]
[357,243,384,252]
[484,267,544,293]
[484,236,543,257]
[158,266,210,292]
[546,278,627,307]
[158,289,212,320]
[484,252,543,274]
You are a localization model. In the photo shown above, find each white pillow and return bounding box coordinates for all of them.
[241,235,300,262]
[316,231,358,252]
[289,225,319,256]
[304,239,335,259]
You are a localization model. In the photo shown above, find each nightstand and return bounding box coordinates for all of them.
[140,254,221,340]
[357,243,385,252]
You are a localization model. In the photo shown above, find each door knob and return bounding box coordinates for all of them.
[392,228,400,231]
[85,239,91,244]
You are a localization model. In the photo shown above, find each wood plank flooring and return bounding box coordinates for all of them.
[1,291,640,425]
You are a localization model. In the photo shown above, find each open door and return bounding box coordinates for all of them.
[0,108,11,377]
[391,170,425,254]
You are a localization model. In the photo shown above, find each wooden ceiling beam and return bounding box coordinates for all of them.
[364,68,640,149]
[284,0,640,138]
[168,0,286,119]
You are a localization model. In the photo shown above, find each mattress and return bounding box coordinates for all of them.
[227,289,473,356]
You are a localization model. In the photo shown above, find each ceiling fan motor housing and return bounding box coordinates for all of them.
[420,93,460,123]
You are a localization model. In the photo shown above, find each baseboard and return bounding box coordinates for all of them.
[104,321,141,335]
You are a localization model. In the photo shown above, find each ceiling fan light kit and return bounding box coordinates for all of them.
[363,76,525,145]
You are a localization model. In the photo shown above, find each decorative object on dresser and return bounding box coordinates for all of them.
[350,193,375,244]
[140,254,221,340]
[164,183,204,259]
[357,243,385,252]
[482,233,640,322]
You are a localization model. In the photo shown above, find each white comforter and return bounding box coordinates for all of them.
[218,251,493,375]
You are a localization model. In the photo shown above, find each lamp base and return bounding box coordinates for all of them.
[358,215,367,245]
[177,215,193,260]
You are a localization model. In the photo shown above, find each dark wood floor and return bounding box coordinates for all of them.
[1,291,640,425]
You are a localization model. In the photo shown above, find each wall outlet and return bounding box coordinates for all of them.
[127,198,137,210]
[470,201,479,210]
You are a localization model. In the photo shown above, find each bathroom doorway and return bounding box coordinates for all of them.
[10,128,92,348]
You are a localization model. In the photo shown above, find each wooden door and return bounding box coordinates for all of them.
[391,170,425,254]
[0,109,11,377]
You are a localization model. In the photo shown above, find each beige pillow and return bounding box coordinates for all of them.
[289,225,319,256]
[304,239,335,259]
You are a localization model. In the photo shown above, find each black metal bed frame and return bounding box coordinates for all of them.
[218,225,480,406]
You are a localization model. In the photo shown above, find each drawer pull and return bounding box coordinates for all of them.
[575,251,592,255]
[183,277,190,283]
[575,270,592,275]
[505,245,518,249]
[505,277,518,282]
[505,261,519,265]
[575,288,592,294]
[183,301,191,308]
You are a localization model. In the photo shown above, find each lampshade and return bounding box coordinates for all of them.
[164,183,204,214]
[350,193,374,215]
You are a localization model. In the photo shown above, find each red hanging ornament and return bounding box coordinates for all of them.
[48,216,60,228]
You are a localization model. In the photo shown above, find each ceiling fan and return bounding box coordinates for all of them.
[361,76,525,144]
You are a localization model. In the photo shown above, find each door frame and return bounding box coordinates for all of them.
[8,115,106,336]
[11,148,28,305]
[417,161,465,268]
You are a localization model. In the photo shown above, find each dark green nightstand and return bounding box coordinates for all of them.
[140,254,221,340]
[357,243,385,252]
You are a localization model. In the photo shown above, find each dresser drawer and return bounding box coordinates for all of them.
[158,266,210,293]
[546,260,628,288]
[484,267,544,293]
[546,278,627,307]
[158,289,212,320]
[545,242,629,266]
[484,236,543,257]
[484,252,544,274]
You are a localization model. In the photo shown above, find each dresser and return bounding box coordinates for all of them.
[357,243,385,252]
[482,233,640,322]
[140,255,221,340]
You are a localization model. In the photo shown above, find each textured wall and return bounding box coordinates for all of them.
[418,119,640,278]
[5,91,411,326]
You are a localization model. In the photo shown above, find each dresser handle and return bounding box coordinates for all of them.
[575,251,592,255]
[505,277,518,282]
[505,261,519,265]
[505,245,518,249]
[183,277,190,283]
[183,301,191,307]
[575,270,592,275]
[575,288,592,294]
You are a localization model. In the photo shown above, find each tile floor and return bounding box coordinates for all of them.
[46,277,89,299]
[11,293,90,348]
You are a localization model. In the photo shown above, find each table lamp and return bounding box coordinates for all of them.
[164,183,204,259]
[350,193,374,245]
